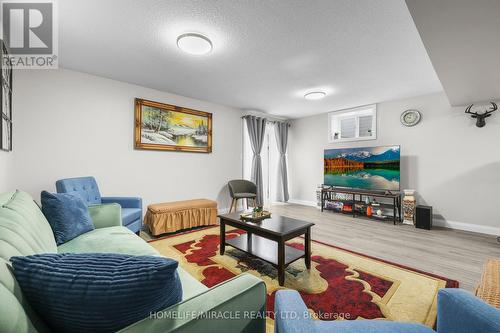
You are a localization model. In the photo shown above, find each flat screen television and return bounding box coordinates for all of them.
[324,145,400,191]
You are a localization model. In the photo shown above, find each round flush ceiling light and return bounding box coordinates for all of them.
[304,91,326,100]
[177,33,213,55]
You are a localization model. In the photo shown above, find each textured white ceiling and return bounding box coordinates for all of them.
[406,0,500,106]
[59,0,442,118]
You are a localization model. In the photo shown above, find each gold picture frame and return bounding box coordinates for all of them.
[134,98,212,153]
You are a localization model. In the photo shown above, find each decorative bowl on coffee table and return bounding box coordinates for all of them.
[240,210,271,222]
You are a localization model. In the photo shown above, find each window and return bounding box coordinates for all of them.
[1,41,12,152]
[328,104,377,143]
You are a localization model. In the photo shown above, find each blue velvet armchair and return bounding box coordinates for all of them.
[274,288,500,333]
[55,176,143,234]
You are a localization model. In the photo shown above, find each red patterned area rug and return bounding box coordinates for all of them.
[149,226,458,331]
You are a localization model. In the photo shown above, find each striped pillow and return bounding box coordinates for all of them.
[10,253,182,333]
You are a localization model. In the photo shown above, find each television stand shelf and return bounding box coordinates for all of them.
[321,187,402,225]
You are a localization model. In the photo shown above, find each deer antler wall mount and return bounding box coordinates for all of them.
[465,102,497,128]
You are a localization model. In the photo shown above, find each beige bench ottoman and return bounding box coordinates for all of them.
[144,199,218,236]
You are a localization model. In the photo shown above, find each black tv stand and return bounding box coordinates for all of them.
[321,187,402,225]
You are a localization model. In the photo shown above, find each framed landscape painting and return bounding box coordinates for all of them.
[134,98,212,153]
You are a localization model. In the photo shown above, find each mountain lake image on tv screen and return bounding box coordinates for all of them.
[324,145,400,191]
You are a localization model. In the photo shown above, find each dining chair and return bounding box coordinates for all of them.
[227,179,257,212]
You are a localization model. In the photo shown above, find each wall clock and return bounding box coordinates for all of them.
[400,109,421,127]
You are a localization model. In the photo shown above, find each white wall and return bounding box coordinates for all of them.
[289,92,500,234]
[11,69,242,211]
[406,0,500,106]
[0,153,13,193]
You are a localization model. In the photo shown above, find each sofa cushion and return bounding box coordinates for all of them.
[122,208,141,226]
[11,253,183,333]
[41,191,95,245]
[0,258,51,333]
[0,191,57,261]
[315,320,435,333]
[0,191,58,333]
[125,219,143,234]
[57,226,158,255]
[56,226,208,300]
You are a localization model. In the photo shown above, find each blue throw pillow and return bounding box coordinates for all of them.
[11,253,182,333]
[41,191,94,245]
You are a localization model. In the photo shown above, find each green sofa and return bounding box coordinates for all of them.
[0,191,266,333]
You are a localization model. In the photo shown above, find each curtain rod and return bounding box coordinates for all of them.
[272,120,291,127]
[241,116,291,127]
[241,114,290,124]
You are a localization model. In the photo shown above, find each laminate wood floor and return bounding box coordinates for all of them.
[141,203,500,291]
[269,203,500,291]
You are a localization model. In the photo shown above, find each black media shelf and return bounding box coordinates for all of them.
[321,187,402,225]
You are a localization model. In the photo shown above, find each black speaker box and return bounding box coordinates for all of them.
[415,205,433,230]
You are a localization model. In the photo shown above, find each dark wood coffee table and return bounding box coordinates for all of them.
[218,212,315,286]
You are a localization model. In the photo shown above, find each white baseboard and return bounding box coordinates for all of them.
[286,198,500,236]
[287,199,318,207]
[433,218,500,236]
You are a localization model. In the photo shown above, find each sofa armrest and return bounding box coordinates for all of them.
[437,288,500,333]
[101,197,142,209]
[88,203,122,229]
[118,273,266,333]
[274,290,315,333]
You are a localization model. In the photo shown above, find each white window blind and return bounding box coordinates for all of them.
[340,117,356,138]
[328,105,377,143]
[358,115,373,137]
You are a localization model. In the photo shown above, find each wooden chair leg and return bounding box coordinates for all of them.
[229,198,235,213]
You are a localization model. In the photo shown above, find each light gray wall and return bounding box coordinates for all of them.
[0,153,13,193]
[289,92,500,233]
[405,0,500,105]
[11,69,242,211]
